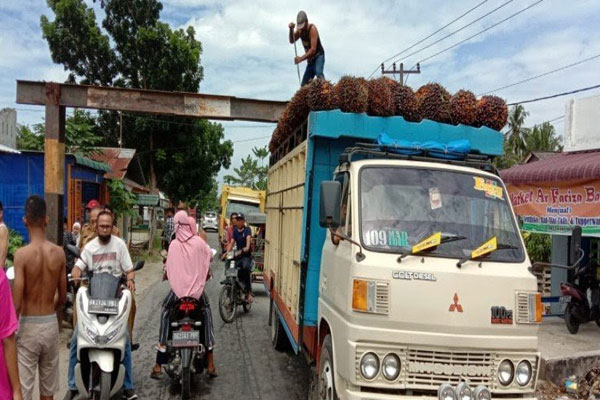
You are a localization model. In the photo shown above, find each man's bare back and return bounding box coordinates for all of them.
[13,240,66,317]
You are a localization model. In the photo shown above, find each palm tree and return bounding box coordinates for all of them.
[506,105,530,159]
[525,122,563,153]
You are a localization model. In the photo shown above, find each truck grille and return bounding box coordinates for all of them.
[516,291,533,324]
[374,282,390,314]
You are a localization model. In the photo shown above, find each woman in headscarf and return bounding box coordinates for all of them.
[150,211,217,378]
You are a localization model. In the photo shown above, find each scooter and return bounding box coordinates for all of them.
[561,260,600,334]
[67,244,144,400]
[218,246,251,323]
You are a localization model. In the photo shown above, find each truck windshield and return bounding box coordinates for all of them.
[360,166,524,262]
[227,200,260,216]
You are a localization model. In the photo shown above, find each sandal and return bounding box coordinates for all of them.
[150,368,163,380]
[207,369,218,378]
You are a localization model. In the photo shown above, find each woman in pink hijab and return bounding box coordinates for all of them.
[151,211,217,378]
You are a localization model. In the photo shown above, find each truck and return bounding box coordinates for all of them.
[218,185,266,249]
[264,110,542,400]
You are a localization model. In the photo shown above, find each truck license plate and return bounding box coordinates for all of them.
[88,299,119,315]
[172,330,200,348]
[560,296,572,304]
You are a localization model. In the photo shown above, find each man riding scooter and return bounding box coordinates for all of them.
[63,211,139,400]
[222,213,254,303]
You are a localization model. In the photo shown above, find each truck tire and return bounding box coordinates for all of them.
[318,335,339,400]
[271,306,290,351]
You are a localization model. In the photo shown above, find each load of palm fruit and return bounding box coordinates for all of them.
[307,78,338,111]
[449,89,477,126]
[475,95,508,131]
[393,84,421,122]
[367,77,396,116]
[335,76,369,113]
[287,84,311,127]
[415,83,452,124]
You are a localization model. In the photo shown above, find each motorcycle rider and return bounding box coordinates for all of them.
[223,213,254,303]
[150,211,216,379]
[63,211,138,400]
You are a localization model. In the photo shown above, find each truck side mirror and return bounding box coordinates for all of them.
[319,181,341,228]
[570,225,582,265]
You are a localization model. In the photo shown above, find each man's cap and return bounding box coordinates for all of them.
[236,213,245,220]
[296,10,307,30]
[86,199,100,209]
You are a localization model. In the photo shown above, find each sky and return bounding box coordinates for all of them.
[1,0,600,183]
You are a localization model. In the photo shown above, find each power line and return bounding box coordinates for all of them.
[416,0,544,66]
[367,0,490,79]
[481,53,600,95]
[390,0,517,67]
[507,83,600,105]
[232,135,272,143]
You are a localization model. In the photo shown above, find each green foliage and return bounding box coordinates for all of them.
[6,229,25,266]
[107,179,137,218]
[224,146,269,191]
[17,110,102,156]
[526,122,563,153]
[506,105,530,159]
[523,232,552,263]
[40,0,232,203]
[195,179,219,214]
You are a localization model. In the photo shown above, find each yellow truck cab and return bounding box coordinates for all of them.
[265,111,542,400]
[219,185,266,247]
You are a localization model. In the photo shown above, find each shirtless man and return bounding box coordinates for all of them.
[12,195,67,400]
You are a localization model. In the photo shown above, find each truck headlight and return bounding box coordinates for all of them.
[516,360,532,386]
[498,359,514,386]
[438,383,457,400]
[382,354,400,381]
[455,382,472,400]
[352,279,375,313]
[360,353,379,380]
[473,386,491,400]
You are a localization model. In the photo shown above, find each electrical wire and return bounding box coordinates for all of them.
[416,0,544,65]
[366,0,490,79]
[507,84,600,105]
[481,53,600,95]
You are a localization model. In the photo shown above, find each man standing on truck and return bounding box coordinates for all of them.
[289,10,325,86]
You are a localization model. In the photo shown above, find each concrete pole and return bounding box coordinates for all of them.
[44,83,66,245]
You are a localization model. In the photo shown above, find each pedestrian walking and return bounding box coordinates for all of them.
[12,195,67,400]
[0,266,22,400]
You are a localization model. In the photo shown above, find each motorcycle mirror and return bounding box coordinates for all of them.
[66,244,80,258]
[570,226,583,266]
[134,261,145,271]
[5,267,14,281]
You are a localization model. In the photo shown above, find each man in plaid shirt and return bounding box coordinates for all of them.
[162,208,175,250]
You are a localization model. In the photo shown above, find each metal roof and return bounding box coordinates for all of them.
[501,149,600,184]
[0,144,20,154]
[89,147,136,180]
[73,154,111,173]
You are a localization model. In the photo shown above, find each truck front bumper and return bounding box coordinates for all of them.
[340,386,537,400]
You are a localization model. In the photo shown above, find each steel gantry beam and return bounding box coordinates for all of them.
[16,80,287,244]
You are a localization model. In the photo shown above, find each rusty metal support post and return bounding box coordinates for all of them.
[44,83,66,245]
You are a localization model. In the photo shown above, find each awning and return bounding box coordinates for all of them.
[73,154,111,173]
[501,150,600,185]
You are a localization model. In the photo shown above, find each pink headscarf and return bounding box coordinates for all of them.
[166,211,211,299]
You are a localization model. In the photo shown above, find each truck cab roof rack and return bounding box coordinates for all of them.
[339,143,498,175]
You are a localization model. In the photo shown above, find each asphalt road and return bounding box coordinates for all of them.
[129,232,311,399]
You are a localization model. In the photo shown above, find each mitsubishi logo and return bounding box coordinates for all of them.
[449,293,463,312]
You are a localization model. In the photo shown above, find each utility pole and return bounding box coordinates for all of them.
[381,62,421,86]
[119,111,123,148]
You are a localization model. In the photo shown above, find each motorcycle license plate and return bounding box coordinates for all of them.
[88,299,119,315]
[172,330,200,348]
[560,296,572,304]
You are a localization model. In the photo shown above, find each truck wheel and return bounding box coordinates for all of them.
[565,304,580,334]
[271,306,290,351]
[318,335,339,400]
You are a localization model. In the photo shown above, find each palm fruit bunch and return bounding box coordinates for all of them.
[449,90,477,126]
[335,76,369,113]
[287,84,311,127]
[393,85,421,122]
[475,95,508,131]
[273,107,292,145]
[367,77,396,117]
[268,131,279,153]
[415,83,452,123]
[307,79,338,111]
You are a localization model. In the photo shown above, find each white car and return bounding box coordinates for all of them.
[201,211,218,231]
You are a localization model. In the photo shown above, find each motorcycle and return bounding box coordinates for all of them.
[67,244,144,400]
[561,260,600,334]
[218,247,251,323]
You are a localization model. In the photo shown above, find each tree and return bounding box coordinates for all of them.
[194,179,219,213]
[506,105,530,159]
[224,146,269,191]
[106,179,137,218]
[40,0,232,204]
[17,110,103,156]
[525,122,563,153]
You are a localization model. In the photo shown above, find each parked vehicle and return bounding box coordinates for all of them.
[68,245,144,400]
[218,185,266,251]
[218,247,251,323]
[201,211,219,232]
[265,110,542,399]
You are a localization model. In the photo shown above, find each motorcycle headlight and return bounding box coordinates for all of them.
[105,326,121,344]
[497,359,514,386]
[455,382,472,400]
[516,360,532,386]
[381,354,400,381]
[83,325,99,342]
[438,383,457,400]
[360,353,379,380]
